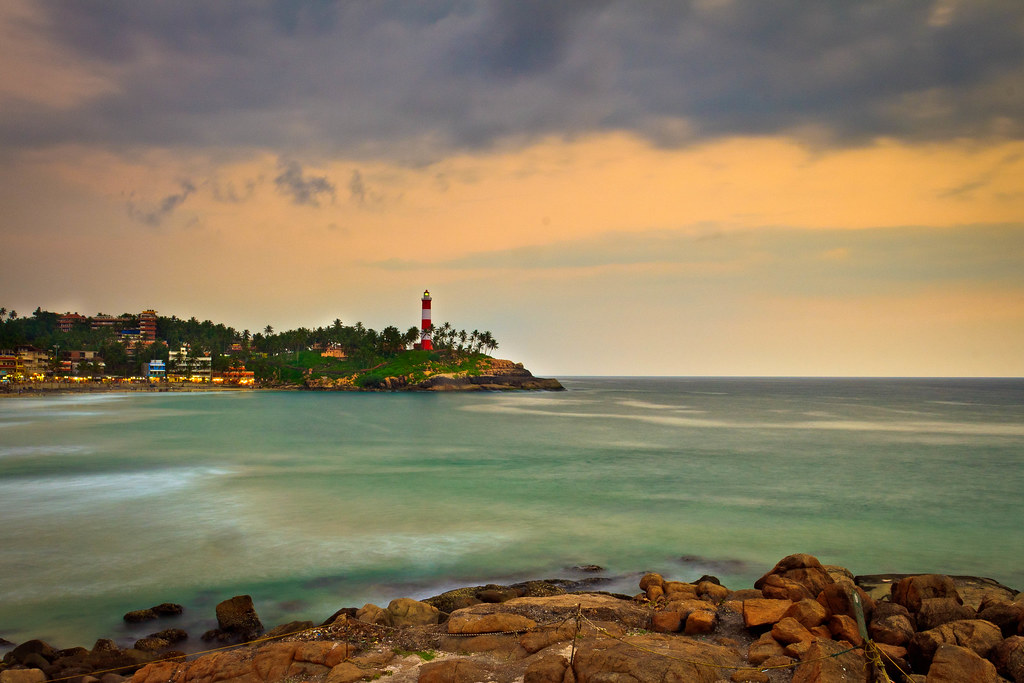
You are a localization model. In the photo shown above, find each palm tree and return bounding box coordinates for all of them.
[264,325,274,336]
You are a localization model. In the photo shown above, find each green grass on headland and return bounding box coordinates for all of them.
[250,349,491,388]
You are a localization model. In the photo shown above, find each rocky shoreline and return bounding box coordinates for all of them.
[2,554,1023,683]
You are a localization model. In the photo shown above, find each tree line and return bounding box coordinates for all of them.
[0,307,498,378]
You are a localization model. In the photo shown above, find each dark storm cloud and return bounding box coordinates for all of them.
[274,159,335,206]
[127,180,196,227]
[5,1,1024,157]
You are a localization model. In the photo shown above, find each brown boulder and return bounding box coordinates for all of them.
[7,640,57,666]
[684,610,717,635]
[979,600,1024,637]
[651,611,682,633]
[664,581,696,599]
[418,658,493,683]
[755,554,835,599]
[387,598,441,627]
[748,632,786,666]
[909,619,1003,668]
[925,643,998,682]
[520,622,578,654]
[791,639,866,682]
[214,595,264,642]
[697,581,729,602]
[991,636,1024,682]
[523,654,571,683]
[784,598,829,629]
[639,572,664,591]
[917,597,976,630]
[356,603,391,626]
[571,633,742,683]
[742,599,795,627]
[758,574,815,601]
[817,583,875,621]
[892,575,961,612]
[325,662,374,683]
[447,612,537,634]
[132,638,170,653]
[123,609,158,623]
[0,671,47,683]
[771,617,817,645]
[827,614,864,646]
[870,612,916,647]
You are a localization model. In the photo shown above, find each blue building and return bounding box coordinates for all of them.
[143,359,166,379]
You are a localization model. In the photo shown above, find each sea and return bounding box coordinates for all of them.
[1,377,1022,651]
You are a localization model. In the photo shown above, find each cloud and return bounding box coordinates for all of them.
[348,169,366,204]
[2,2,1022,159]
[274,159,335,207]
[127,180,195,226]
[367,223,1024,297]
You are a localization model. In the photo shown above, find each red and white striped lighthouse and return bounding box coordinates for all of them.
[420,290,433,351]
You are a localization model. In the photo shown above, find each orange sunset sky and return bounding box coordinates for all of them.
[1,1,1023,376]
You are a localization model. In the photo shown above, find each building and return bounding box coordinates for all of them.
[167,346,212,381]
[120,328,144,354]
[142,359,166,379]
[214,366,255,385]
[321,344,347,359]
[139,310,157,342]
[91,313,126,330]
[58,312,88,333]
[0,350,18,380]
[16,345,49,379]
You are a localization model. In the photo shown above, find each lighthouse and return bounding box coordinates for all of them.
[420,290,433,351]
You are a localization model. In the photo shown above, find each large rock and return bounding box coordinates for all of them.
[741,599,794,627]
[7,640,56,666]
[909,619,1003,668]
[131,640,353,683]
[523,654,570,683]
[817,582,875,621]
[925,643,998,682]
[784,599,829,629]
[754,554,835,599]
[0,671,47,683]
[418,658,494,683]
[214,595,264,643]
[447,612,537,635]
[917,597,976,630]
[791,640,866,683]
[387,598,441,627]
[991,636,1024,682]
[571,633,742,683]
[892,575,962,612]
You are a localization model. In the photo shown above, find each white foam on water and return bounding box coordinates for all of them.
[0,444,92,459]
[461,399,1024,437]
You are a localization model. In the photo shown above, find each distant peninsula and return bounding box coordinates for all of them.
[264,351,564,392]
[0,301,562,391]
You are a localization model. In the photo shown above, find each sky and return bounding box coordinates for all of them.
[1,1,1023,377]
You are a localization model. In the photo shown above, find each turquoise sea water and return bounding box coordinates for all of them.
[1,377,1022,650]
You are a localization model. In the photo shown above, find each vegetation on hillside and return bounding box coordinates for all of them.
[0,306,498,383]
